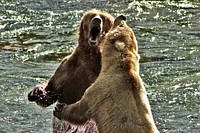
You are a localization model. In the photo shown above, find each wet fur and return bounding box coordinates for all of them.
[54,16,159,133]
[28,9,114,133]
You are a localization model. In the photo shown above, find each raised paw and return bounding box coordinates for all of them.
[53,103,67,120]
[28,85,46,102]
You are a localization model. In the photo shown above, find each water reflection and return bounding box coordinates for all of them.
[0,0,199,132]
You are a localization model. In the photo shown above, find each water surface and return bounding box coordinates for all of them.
[0,0,199,132]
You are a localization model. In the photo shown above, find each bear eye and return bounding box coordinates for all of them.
[119,22,124,27]
[119,23,124,27]
[90,14,97,20]
[100,15,105,21]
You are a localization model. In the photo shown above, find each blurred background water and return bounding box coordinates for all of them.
[0,0,199,132]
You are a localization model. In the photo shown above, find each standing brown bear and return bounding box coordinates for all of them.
[54,15,159,133]
[28,9,114,132]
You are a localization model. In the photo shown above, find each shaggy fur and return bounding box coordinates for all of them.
[54,15,159,133]
[28,9,114,133]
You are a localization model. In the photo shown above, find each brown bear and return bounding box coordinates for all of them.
[53,15,159,133]
[28,9,114,132]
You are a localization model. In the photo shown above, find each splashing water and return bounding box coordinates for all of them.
[0,0,199,132]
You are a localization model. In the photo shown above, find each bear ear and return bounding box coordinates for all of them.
[115,41,125,51]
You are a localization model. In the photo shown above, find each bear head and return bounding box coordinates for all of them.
[102,15,140,72]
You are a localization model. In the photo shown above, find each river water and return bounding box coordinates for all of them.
[0,0,199,132]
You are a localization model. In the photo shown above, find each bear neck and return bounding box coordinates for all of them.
[78,41,101,54]
[101,50,139,74]
[76,43,101,70]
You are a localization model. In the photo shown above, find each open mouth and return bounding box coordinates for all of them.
[88,16,103,46]
[89,26,101,46]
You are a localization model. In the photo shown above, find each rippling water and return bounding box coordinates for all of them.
[0,0,199,132]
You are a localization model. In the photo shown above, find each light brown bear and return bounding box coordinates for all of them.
[54,15,159,133]
[28,9,114,132]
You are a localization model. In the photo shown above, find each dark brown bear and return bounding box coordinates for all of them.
[28,9,114,133]
[54,15,159,133]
